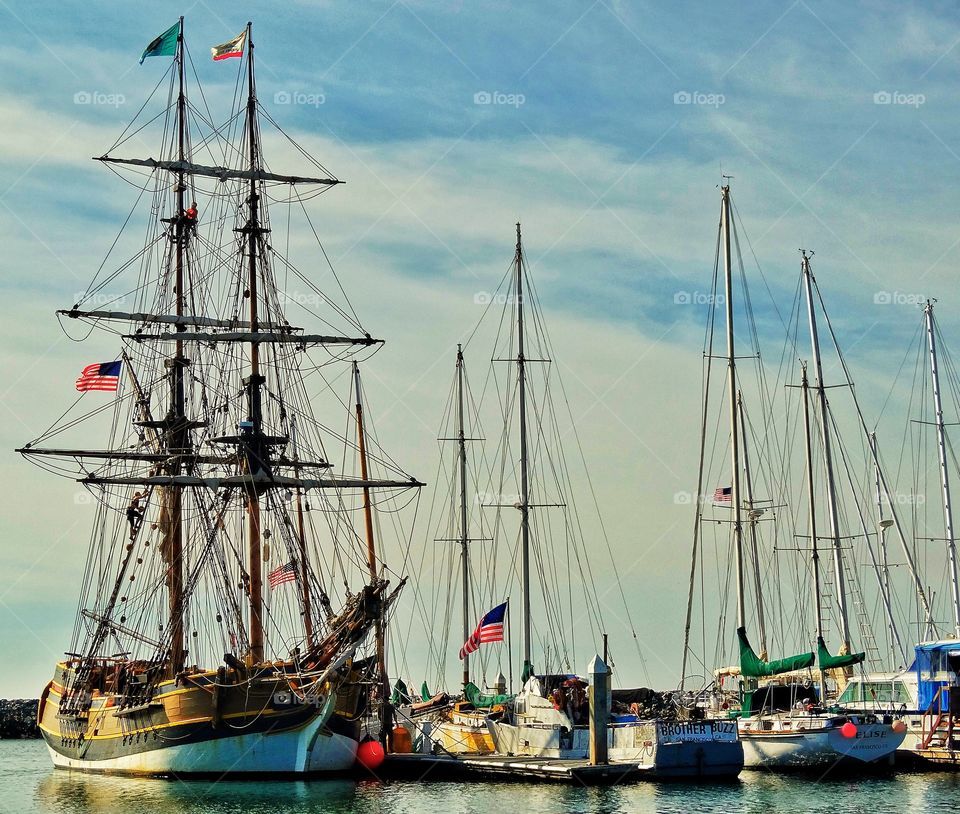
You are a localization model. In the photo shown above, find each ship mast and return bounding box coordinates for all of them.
[737,390,767,657]
[291,416,314,649]
[515,223,533,682]
[800,361,827,700]
[924,300,960,637]
[164,16,188,676]
[800,250,853,653]
[721,185,746,632]
[243,21,266,665]
[456,345,472,687]
[353,362,389,737]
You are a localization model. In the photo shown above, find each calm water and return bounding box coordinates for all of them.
[5,740,960,814]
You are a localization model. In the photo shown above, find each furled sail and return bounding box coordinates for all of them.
[464,681,513,709]
[816,637,865,670]
[738,627,814,678]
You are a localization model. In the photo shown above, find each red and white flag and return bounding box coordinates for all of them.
[75,361,121,392]
[460,601,507,660]
[268,560,297,588]
[211,31,246,61]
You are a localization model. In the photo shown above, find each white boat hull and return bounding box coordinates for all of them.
[740,720,902,768]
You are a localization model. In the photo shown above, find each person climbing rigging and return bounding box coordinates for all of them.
[184,201,198,232]
[126,491,144,540]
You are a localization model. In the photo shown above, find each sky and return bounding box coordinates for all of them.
[3,0,960,697]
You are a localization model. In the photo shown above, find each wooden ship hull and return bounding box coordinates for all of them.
[38,662,365,775]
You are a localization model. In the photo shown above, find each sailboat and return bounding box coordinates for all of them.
[839,299,960,767]
[412,345,506,755]
[682,186,904,770]
[21,20,421,776]
[474,226,742,777]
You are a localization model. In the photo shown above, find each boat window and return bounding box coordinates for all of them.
[893,681,911,704]
[838,683,859,703]
[862,682,894,703]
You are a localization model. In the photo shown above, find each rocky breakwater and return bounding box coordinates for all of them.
[0,700,39,738]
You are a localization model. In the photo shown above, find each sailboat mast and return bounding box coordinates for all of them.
[800,251,852,650]
[737,390,767,656]
[165,16,188,676]
[352,362,389,736]
[869,432,905,666]
[291,416,314,649]
[800,362,827,699]
[720,186,746,630]
[243,21,265,665]
[456,346,471,687]
[924,300,960,637]
[515,223,533,679]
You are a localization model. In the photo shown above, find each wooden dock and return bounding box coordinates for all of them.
[378,753,650,784]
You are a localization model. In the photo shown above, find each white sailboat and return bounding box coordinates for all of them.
[683,186,904,771]
[480,225,743,778]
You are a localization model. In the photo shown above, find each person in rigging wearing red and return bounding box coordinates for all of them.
[184,201,198,232]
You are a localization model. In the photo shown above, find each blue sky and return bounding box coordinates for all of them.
[3,0,960,696]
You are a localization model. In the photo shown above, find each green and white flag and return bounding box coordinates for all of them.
[211,31,246,61]
[139,22,179,65]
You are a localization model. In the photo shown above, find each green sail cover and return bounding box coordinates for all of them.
[390,678,410,705]
[421,681,432,702]
[464,681,513,709]
[738,627,815,678]
[817,637,865,670]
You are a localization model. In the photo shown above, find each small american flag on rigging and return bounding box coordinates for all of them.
[713,486,732,503]
[75,361,121,392]
[460,600,508,660]
[268,560,297,589]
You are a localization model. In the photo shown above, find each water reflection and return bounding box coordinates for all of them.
[13,740,960,814]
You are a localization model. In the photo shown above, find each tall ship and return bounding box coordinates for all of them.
[19,20,422,775]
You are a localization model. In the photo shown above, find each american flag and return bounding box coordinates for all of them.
[75,361,121,392]
[268,560,297,589]
[460,600,508,660]
[713,486,732,503]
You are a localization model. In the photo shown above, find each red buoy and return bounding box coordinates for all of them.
[892,719,907,734]
[840,721,858,738]
[356,740,385,770]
